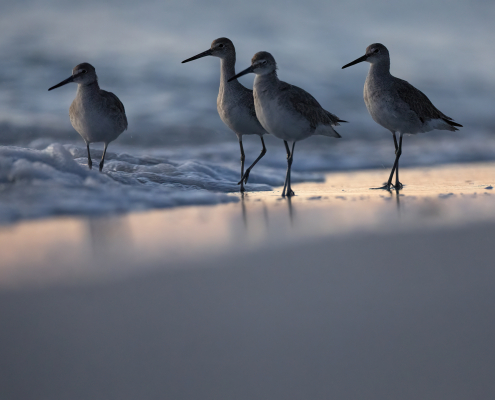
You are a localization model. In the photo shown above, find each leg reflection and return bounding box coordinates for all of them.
[86,215,132,261]
[395,187,402,216]
[239,195,272,232]
[241,193,247,228]
[262,202,269,229]
[287,196,294,226]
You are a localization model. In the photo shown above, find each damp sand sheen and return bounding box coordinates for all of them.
[1,162,494,287]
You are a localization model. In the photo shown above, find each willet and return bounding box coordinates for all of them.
[182,38,268,193]
[229,52,345,197]
[342,43,462,190]
[48,63,128,172]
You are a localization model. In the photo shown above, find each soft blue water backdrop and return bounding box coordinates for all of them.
[1,0,493,142]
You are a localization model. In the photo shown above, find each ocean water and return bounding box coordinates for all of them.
[1,0,494,221]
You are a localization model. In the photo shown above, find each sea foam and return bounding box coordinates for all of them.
[0,144,240,223]
[0,142,327,223]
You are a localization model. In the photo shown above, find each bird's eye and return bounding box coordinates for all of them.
[262,60,267,65]
[82,69,87,73]
[373,49,379,53]
[219,44,224,48]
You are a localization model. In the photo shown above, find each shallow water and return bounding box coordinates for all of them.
[2,161,495,286]
[1,0,495,221]
[3,133,495,223]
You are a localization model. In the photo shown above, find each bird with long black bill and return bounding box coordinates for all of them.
[229,51,345,197]
[182,38,268,193]
[48,63,128,172]
[342,43,462,190]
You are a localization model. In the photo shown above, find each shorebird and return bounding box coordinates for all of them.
[182,38,268,193]
[48,63,128,172]
[229,51,345,197]
[342,43,462,190]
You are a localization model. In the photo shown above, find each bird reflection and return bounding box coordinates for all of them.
[287,196,294,226]
[241,193,248,228]
[394,187,404,217]
[86,215,132,261]
[383,186,402,216]
[239,193,297,233]
[262,202,269,228]
[239,194,271,231]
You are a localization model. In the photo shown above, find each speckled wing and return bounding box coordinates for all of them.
[279,82,343,129]
[394,78,452,123]
[101,90,128,131]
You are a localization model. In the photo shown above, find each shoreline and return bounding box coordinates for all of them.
[1,161,494,288]
[1,161,495,399]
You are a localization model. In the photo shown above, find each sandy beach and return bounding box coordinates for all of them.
[2,0,495,397]
[1,162,495,399]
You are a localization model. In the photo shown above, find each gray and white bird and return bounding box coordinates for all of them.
[48,63,128,172]
[342,43,462,190]
[182,38,268,193]
[229,51,345,197]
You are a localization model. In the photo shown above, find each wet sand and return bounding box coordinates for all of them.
[1,162,495,399]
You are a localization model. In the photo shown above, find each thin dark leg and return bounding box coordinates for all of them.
[393,134,403,189]
[392,132,404,189]
[86,142,92,170]
[282,141,295,197]
[282,141,291,197]
[395,161,402,189]
[383,134,403,189]
[371,133,403,191]
[239,139,246,193]
[238,136,267,186]
[286,142,296,197]
[99,143,108,172]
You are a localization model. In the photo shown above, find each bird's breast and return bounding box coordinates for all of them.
[69,96,124,143]
[217,91,264,137]
[254,90,310,141]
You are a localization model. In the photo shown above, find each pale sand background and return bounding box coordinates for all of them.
[1,163,495,399]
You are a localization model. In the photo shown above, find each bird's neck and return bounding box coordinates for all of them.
[254,71,279,93]
[369,59,391,79]
[76,80,101,100]
[219,54,240,92]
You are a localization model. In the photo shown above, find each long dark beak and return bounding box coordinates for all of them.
[227,65,254,82]
[342,54,368,69]
[48,75,76,91]
[182,49,213,63]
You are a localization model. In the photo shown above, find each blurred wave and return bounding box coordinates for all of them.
[0,0,494,147]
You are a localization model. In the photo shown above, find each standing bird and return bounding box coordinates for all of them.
[229,52,345,197]
[182,38,268,193]
[48,63,128,172]
[342,43,462,190]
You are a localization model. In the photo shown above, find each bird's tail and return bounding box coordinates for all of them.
[442,117,463,131]
[325,110,347,126]
[314,124,341,138]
